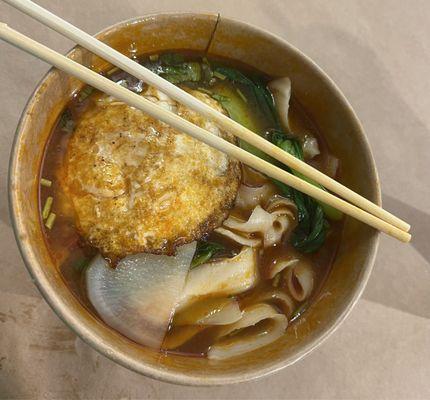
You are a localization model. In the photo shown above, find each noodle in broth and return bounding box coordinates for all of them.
[39,52,343,359]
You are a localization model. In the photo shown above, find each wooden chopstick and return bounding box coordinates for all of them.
[2,0,411,234]
[0,23,411,243]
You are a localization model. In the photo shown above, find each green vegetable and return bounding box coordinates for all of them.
[212,66,283,163]
[59,109,75,133]
[45,212,56,230]
[137,53,340,252]
[272,178,328,253]
[78,86,94,102]
[213,66,280,129]
[212,86,254,128]
[42,196,53,220]
[269,131,330,252]
[40,178,52,188]
[272,131,343,221]
[73,258,89,272]
[153,62,202,84]
[197,87,212,95]
[290,302,309,322]
[201,62,214,83]
[159,53,185,65]
[211,66,337,252]
[191,241,225,269]
[236,88,248,103]
[211,84,275,163]
[211,94,229,103]
[145,53,202,84]
[213,71,226,80]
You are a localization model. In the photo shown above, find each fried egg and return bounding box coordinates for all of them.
[62,86,240,259]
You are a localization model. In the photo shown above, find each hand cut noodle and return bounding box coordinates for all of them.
[172,297,242,326]
[208,304,287,360]
[214,226,262,247]
[162,325,207,350]
[222,199,295,248]
[303,134,320,159]
[177,246,258,310]
[166,294,293,354]
[284,261,315,302]
[266,258,299,279]
[265,195,296,217]
[267,77,292,132]
[217,195,296,248]
[164,298,243,349]
[235,182,277,211]
[240,289,295,319]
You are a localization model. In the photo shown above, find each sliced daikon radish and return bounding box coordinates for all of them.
[208,304,287,360]
[86,242,196,349]
[178,246,258,310]
[173,297,242,326]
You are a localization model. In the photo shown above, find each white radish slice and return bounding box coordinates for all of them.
[285,261,315,302]
[173,297,242,326]
[178,246,258,310]
[208,304,287,360]
[86,242,196,349]
[214,227,261,247]
[267,77,292,132]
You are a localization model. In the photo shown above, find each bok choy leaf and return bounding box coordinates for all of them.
[190,241,225,269]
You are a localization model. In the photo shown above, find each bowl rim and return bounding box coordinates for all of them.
[8,12,381,386]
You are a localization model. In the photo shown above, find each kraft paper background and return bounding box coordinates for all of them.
[1,0,429,398]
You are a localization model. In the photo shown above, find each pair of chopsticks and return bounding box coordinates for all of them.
[1,0,411,242]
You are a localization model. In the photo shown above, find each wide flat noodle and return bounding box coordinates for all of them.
[208,304,287,360]
[178,246,258,310]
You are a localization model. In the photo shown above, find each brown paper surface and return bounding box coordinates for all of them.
[1,0,429,398]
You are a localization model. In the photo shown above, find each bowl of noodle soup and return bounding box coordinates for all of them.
[9,13,380,385]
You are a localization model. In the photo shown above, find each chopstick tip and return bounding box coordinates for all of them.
[402,231,412,243]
